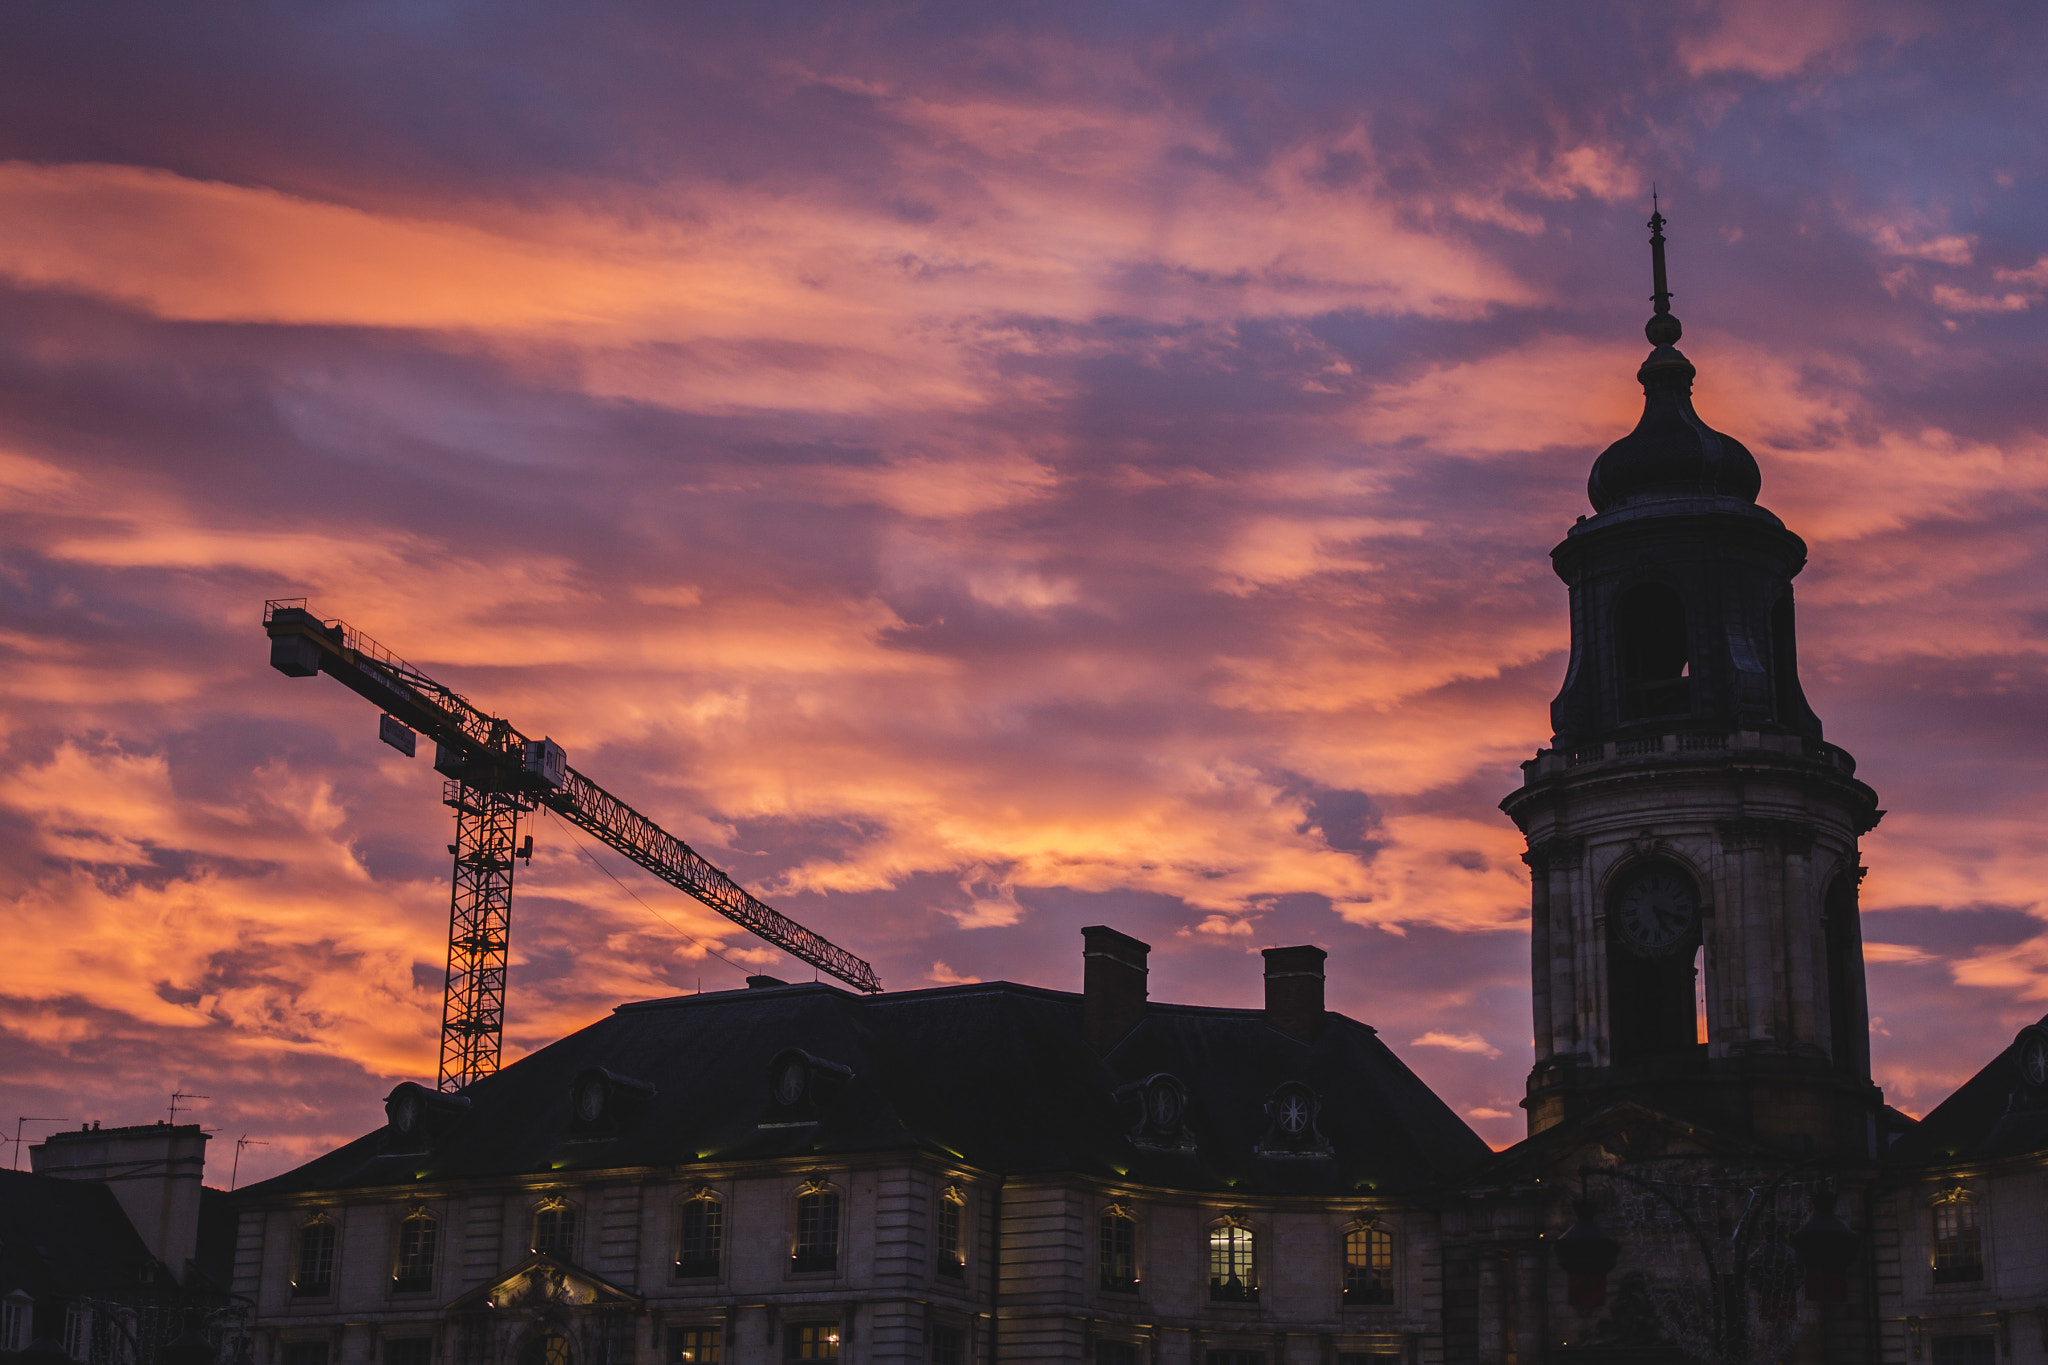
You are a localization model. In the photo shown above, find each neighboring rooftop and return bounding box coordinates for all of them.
[1886,1013,2048,1167]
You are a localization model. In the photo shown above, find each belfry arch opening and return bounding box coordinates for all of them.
[1617,584,1691,721]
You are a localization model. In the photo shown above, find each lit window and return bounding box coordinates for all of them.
[794,1184,840,1273]
[533,1200,577,1260]
[936,1188,966,1279]
[394,1209,438,1293]
[1932,1191,1983,1285]
[673,1326,721,1364]
[521,1335,571,1365]
[677,1194,724,1279]
[787,1324,840,1360]
[1343,1225,1394,1306]
[1099,1206,1138,1293]
[1207,1219,1257,1303]
[293,1218,336,1297]
[930,1325,963,1365]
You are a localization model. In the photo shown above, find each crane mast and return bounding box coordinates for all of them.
[262,599,881,1091]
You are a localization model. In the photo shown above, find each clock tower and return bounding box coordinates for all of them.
[1500,210,1885,1157]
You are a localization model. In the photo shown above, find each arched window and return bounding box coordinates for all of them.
[793,1181,840,1273]
[520,1335,571,1365]
[1207,1216,1257,1303]
[935,1186,966,1279]
[1099,1205,1138,1293]
[532,1198,576,1260]
[1932,1190,1983,1284]
[1616,584,1691,721]
[1342,1223,1394,1306]
[292,1215,336,1297]
[393,1207,438,1293]
[677,1190,724,1279]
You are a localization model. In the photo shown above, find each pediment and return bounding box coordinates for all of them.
[446,1254,643,1313]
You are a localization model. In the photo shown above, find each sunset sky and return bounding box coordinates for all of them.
[3,2,2045,1186]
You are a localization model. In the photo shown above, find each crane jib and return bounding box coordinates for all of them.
[261,599,882,997]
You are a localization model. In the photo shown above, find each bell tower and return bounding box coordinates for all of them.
[1500,209,1885,1157]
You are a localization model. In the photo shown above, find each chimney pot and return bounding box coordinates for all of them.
[1263,945,1327,1040]
[1082,925,1150,1052]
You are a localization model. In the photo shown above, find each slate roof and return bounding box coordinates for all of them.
[1885,1012,2048,1167]
[242,980,1490,1200]
[0,1169,162,1299]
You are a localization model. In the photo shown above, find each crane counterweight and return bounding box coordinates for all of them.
[261,598,882,1091]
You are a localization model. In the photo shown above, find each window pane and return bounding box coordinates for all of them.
[294,1222,336,1296]
[534,1204,576,1260]
[678,1198,723,1278]
[787,1325,841,1360]
[1933,1198,1984,1284]
[794,1191,839,1272]
[1932,1339,1996,1365]
[937,1197,964,1277]
[674,1327,721,1364]
[395,1214,437,1292]
[1100,1211,1137,1291]
[521,1336,571,1365]
[930,1326,963,1365]
[1207,1225,1257,1302]
[1204,1353,1263,1365]
[386,1341,433,1365]
[285,1344,331,1365]
[1096,1343,1140,1365]
[1343,1227,1395,1306]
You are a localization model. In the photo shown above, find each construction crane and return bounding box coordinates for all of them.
[262,599,881,1091]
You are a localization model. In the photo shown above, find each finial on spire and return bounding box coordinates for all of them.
[1644,192,1682,347]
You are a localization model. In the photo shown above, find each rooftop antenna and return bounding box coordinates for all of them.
[168,1091,210,1124]
[11,1116,77,1171]
[230,1136,270,1191]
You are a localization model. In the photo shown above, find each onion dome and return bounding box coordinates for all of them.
[1586,206,1761,512]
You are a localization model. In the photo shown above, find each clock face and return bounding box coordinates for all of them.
[391,1092,421,1134]
[1615,866,1700,956]
[1277,1092,1311,1135]
[574,1077,606,1123]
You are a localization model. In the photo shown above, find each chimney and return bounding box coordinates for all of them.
[1263,945,1327,1040]
[32,1122,209,1282]
[1082,925,1150,1052]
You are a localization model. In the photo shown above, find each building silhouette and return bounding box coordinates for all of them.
[225,220,2048,1365]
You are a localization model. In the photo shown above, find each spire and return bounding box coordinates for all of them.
[1584,202,1762,512]
[1646,191,1681,347]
